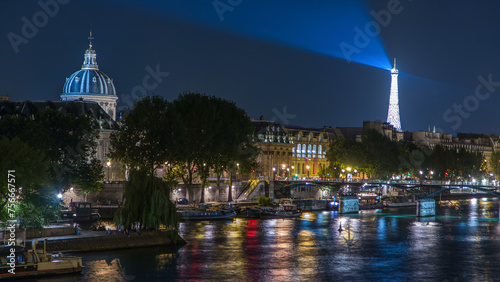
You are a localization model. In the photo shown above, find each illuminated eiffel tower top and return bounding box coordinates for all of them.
[386,58,401,131]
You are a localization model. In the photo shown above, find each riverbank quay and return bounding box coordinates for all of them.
[435,193,498,201]
[23,230,185,253]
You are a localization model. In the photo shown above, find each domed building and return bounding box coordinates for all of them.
[61,34,118,120]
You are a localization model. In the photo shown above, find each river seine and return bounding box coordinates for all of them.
[37,198,500,281]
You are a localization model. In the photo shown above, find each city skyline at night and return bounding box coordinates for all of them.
[2,1,500,135]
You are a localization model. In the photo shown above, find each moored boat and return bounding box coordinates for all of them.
[60,202,100,222]
[236,207,261,219]
[383,201,417,207]
[260,201,302,219]
[0,239,82,279]
[178,206,236,220]
[383,195,417,207]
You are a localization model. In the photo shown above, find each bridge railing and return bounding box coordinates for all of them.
[271,177,500,187]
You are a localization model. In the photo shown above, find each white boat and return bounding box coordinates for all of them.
[0,239,82,279]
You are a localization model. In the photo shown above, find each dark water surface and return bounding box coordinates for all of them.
[35,199,500,281]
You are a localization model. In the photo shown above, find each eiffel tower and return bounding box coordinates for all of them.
[386,58,401,131]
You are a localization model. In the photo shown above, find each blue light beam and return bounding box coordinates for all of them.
[117,0,391,70]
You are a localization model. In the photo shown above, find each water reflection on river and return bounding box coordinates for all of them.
[38,199,500,281]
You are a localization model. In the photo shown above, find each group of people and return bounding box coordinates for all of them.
[75,222,136,237]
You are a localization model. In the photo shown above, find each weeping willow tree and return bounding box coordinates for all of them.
[114,169,180,243]
[110,96,182,243]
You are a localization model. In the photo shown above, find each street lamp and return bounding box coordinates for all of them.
[307,165,310,179]
[291,166,295,180]
[106,161,111,182]
[282,164,286,178]
[236,163,239,182]
[272,167,276,180]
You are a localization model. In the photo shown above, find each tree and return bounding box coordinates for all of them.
[115,169,180,243]
[0,108,103,227]
[0,109,102,194]
[488,150,500,179]
[110,96,180,240]
[361,130,400,179]
[326,138,366,177]
[168,92,258,203]
[0,137,60,229]
[110,96,176,173]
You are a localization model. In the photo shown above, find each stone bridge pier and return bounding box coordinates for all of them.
[417,198,435,216]
[338,196,359,214]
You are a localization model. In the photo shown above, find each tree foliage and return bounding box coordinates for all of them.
[488,150,500,179]
[0,109,102,192]
[326,130,486,180]
[110,96,180,238]
[114,169,180,243]
[0,109,102,227]
[169,92,258,202]
[0,137,59,229]
[110,96,178,172]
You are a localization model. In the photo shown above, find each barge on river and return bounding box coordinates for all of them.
[178,205,236,220]
[0,239,82,279]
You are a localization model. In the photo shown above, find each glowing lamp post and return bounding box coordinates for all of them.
[307,165,310,179]
[106,161,111,182]
[236,163,239,182]
[272,167,276,180]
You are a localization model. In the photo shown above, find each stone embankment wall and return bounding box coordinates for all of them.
[25,231,185,253]
[25,226,75,239]
[172,182,246,203]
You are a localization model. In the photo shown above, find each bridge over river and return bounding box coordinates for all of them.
[238,179,500,217]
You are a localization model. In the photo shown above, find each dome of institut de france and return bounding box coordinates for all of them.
[61,32,118,120]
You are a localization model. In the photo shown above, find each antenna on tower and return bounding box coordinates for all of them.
[393,58,396,69]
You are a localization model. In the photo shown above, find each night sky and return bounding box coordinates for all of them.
[2,0,500,135]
